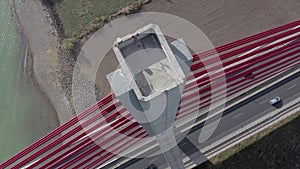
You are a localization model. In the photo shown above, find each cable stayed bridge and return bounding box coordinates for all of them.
[1,19,300,169]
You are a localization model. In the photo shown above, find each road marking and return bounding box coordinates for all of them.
[149,157,160,163]
[287,84,297,90]
[260,99,269,104]
[233,113,242,119]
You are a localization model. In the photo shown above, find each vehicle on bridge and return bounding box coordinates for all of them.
[269,96,281,105]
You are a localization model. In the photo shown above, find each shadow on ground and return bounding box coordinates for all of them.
[194,160,219,169]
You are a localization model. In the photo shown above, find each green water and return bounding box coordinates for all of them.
[0,0,59,162]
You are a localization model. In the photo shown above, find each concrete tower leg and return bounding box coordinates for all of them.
[156,128,185,169]
[107,24,193,168]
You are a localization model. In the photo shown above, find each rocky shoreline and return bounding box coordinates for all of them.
[12,0,74,125]
[39,0,64,40]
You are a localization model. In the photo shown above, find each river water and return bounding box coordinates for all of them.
[0,0,59,162]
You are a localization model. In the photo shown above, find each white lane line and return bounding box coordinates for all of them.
[260,99,269,104]
[149,157,160,164]
[287,84,297,90]
[233,113,242,119]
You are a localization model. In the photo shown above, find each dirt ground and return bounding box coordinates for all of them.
[143,0,300,46]
[95,0,300,96]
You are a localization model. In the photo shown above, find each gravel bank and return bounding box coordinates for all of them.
[13,0,73,124]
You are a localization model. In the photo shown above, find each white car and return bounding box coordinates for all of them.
[269,96,281,105]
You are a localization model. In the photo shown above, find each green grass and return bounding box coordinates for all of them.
[54,0,147,38]
[201,111,300,169]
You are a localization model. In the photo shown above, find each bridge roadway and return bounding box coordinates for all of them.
[99,24,300,168]
[72,24,300,168]
[85,44,299,168]
[1,20,300,169]
[98,28,300,167]
[113,70,300,169]
[65,46,297,168]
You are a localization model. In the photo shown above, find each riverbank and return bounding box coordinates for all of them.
[12,0,74,125]
[10,0,151,126]
[0,0,60,162]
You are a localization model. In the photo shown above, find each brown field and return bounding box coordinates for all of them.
[95,0,300,95]
[142,0,300,46]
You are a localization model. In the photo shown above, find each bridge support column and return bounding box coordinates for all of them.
[107,24,193,168]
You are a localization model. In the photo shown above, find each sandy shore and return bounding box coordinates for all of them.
[12,0,73,125]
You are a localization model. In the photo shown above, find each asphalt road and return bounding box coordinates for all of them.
[113,70,300,169]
